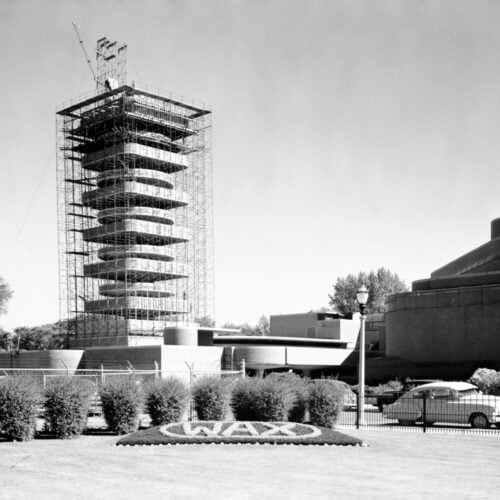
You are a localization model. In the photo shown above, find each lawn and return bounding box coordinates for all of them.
[0,429,499,499]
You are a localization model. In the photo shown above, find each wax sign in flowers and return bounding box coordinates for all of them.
[160,421,322,439]
[117,421,364,446]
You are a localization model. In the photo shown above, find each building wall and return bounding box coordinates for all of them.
[269,313,360,347]
[270,313,320,338]
[0,350,84,372]
[81,345,161,371]
[365,314,385,350]
[80,344,222,373]
[385,285,500,363]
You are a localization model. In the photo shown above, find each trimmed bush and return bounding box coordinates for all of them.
[44,377,94,439]
[231,377,295,422]
[100,377,142,434]
[0,375,42,441]
[192,376,229,421]
[145,377,189,426]
[266,372,309,422]
[308,379,345,428]
[468,368,500,395]
[231,378,260,421]
[254,377,295,421]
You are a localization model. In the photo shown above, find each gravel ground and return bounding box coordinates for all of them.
[0,429,499,499]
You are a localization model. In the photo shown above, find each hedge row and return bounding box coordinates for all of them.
[0,373,348,440]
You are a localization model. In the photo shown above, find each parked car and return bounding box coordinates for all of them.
[382,381,500,429]
[375,379,440,411]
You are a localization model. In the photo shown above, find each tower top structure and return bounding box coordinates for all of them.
[96,37,128,92]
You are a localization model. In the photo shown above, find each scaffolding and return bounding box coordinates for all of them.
[56,37,213,347]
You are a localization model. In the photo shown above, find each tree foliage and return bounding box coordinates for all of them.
[0,276,13,316]
[12,322,68,350]
[0,321,69,351]
[219,315,270,336]
[196,316,216,328]
[328,267,409,315]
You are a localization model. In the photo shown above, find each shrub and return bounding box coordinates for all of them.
[44,377,94,439]
[308,379,345,428]
[254,377,295,421]
[231,377,295,422]
[266,372,309,422]
[0,375,42,441]
[468,368,500,395]
[100,377,142,434]
[231,378,260,421]
[145,377,190,426]
[192,376,229,420]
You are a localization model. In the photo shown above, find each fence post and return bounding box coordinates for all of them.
[356,391,360,429]
[422,394,427,433]
[154,360,160,380]
[241,358,246,379]
[100,364,104,386]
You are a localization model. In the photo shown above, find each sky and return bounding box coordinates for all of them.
[1,0,500,330]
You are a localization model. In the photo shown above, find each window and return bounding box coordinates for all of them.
[431,388,452,399]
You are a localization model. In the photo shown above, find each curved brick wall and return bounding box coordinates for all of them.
[385,285,500,363]
[0,350,84,372]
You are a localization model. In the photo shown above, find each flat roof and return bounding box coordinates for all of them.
[58,85,211,118]
[213,335,349,349]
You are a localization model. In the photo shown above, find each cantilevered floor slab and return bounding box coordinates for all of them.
[83,220,190,245]
[99,282,176,297]
[97,207,175,225]
[82,181,188,210]
[81,143,188,173]
[97,245,175,262]
[84,296,188,316]
[97,169,175,189]
[84,258,188,282]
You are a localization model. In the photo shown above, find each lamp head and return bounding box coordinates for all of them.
[356,285,369,314]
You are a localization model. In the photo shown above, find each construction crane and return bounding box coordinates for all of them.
[72,21,97,82]
[72,23,127,91]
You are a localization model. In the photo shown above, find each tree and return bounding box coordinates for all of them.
[0,277,13,316]
[0,328,12,350]
[253,315,270,336]
[11,322,67,351]
[196,316,216,328]
[328,267,409,315]
[219,316,270,336]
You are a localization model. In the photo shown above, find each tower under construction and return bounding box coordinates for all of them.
[57,37,213,347]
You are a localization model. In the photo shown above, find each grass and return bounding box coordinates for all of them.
[0,430,499,499]
[117,421,363,446]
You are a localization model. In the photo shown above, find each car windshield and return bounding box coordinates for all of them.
[457,388,480,398]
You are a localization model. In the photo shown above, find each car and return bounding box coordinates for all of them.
[382,381,500,429]
[375,379,441,412]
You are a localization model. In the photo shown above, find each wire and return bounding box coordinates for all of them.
[2,147,56,275]
[10,202,57,287]
[128,48,142,84]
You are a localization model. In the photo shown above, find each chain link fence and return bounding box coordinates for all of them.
[0,367,245,423]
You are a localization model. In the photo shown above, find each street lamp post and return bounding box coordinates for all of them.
[356,285,369,428]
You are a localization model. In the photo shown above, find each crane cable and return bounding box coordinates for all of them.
[72,21,97,82]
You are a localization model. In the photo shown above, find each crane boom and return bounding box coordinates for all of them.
[72,21,97,81]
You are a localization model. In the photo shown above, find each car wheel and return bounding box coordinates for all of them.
[398,419,415,426]
[470,413,489,429]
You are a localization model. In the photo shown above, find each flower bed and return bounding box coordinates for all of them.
[117,421,364,446]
